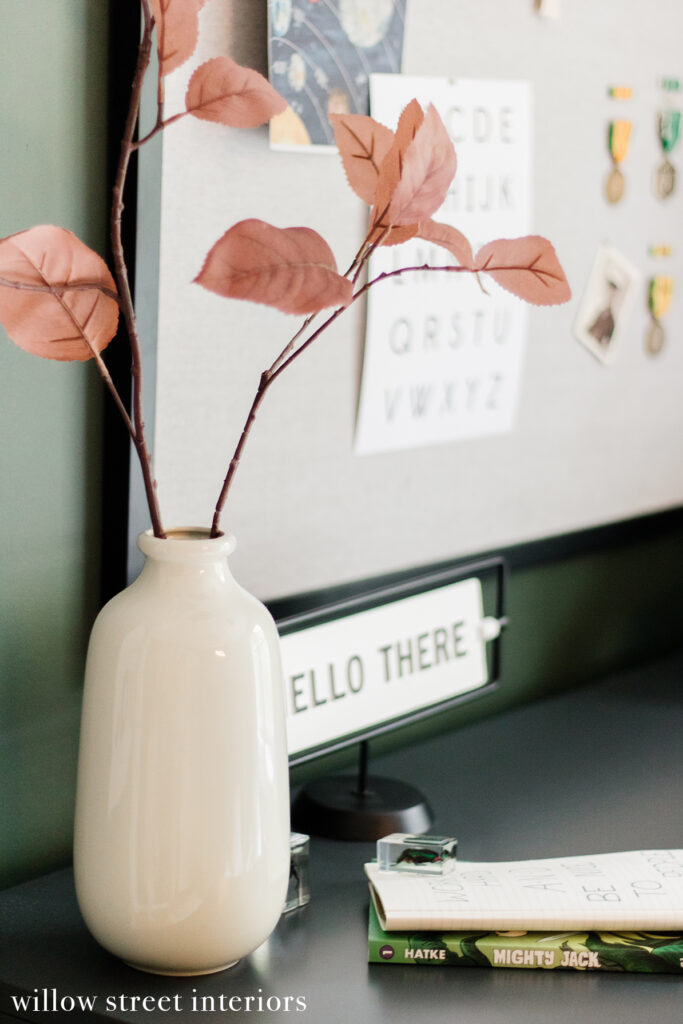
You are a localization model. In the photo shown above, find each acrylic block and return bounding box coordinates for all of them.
[377,833,457,874]
[284,832,311,912]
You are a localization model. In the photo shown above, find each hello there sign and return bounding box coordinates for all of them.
[279,576,494,757]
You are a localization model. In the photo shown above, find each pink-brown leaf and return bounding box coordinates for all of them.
[150,0,199,78]
[186,57,287,128]
[386,104,457,226]
[417,220,474,268]
[0,226,119,361]
[474,236,571,305]
[371,99,424,234]
[392,99,426,159]
[194,219,353,315]
[330,112,395,205]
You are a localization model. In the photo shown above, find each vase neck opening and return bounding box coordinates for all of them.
[137,528,236,566]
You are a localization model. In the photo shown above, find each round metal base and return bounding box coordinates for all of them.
[291,774,432,841]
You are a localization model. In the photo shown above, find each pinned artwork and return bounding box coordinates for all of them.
[267,0,406,149]
[573,244,640,364]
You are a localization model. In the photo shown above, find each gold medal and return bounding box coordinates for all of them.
[606,167,625,203]
[606,120,631,204]
[646,321,666,356]
[646,275,673,357]
[655,160,676,199]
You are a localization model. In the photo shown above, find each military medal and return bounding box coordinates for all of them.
[646,275,673,356]
[606,120,631,203]
[655,109,680,199]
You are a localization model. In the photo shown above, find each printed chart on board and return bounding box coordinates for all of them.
[355,75,533,455]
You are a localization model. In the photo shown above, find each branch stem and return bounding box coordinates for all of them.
[267,236,373,377]
[110,0,165,538]
[210,372,271,537]
[93,352,137,440]
[210,235,377,534]
[133,110,188,149]
[210,260,475,536]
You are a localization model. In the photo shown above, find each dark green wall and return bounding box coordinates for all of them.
[0,0,110,887]
[1,2,682,891]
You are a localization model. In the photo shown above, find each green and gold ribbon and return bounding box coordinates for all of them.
[648,276,673,320]
[608,85,633,100]
[658,110,681,154]
[608,120,632,164]
[649,244,673,258]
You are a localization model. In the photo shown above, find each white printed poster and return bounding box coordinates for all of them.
[354,75,533,455]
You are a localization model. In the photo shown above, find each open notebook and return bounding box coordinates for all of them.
[366,850,683,932]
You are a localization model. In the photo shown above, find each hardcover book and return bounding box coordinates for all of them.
[367,902,683,973]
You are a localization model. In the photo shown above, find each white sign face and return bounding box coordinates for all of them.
[354,75,533,455]
[280,577,489,756]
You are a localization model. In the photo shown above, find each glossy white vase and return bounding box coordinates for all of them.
[73,529,290,975]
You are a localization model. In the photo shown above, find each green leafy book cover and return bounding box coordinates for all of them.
[368,901,683,972]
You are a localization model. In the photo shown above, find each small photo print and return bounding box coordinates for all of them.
[573,244,640,364]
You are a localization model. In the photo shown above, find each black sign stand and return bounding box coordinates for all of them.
[291,739,432,841]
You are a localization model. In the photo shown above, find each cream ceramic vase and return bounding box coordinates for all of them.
[73,529,290,976]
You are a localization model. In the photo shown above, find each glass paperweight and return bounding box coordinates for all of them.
[377,833,457,874]
[284,832,310,912]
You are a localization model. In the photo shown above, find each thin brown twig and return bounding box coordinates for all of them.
[209,228,387,535]
[93,352,137,441]
[269,262,471,384]
[266,233,376,378]
[133,110,187,149]
[209,260,475,536]
[110,0,166,538]
[268,313,317,376]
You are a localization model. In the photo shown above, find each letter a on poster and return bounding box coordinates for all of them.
[354,76,533,455]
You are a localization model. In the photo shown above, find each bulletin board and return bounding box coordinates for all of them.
[129,0,683,602]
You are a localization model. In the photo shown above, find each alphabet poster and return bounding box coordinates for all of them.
[354,75,533,455]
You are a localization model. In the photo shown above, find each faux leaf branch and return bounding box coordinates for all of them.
[0,0,570,544]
